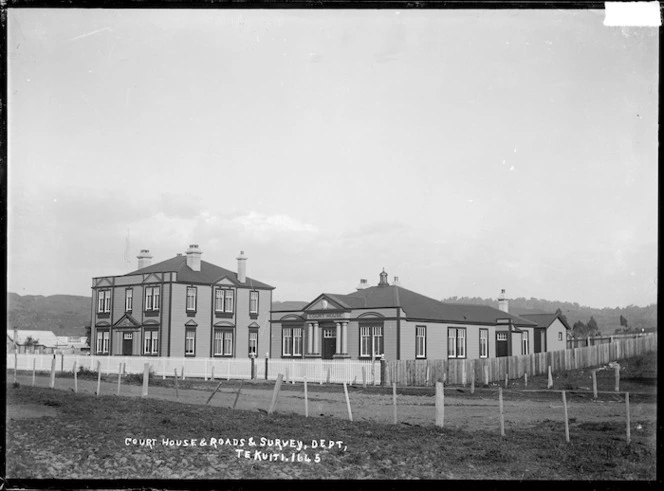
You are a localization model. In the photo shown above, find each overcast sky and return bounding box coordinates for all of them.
[7,8,658,308]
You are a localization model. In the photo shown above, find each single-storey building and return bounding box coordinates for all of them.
[7,329,60,354]
[270,271,541,361]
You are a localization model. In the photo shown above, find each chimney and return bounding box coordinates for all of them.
[356,278,368,290]
[186,244,202,272]
[137,249,153,269]
[378,268,390,287]
[498,288,509,313]
[393,276,400,287]
[237,250,247,283]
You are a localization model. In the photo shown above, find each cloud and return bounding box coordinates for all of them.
[232,211,318,235]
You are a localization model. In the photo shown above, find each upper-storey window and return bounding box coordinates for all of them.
[125,288,133,312]
[186,286,197,312]
[215,288,234,314]
[249,291,259,315]
[145,286,160,311]
[97,289,111,313]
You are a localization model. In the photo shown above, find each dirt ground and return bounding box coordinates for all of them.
[9,372,656,434]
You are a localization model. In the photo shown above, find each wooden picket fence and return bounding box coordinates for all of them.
[384,333,657,387]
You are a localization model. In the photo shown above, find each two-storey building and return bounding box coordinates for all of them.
[91,245,274,358]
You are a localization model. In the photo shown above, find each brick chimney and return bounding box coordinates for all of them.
[137,249,153,269]
[186,244,202,272]
[356,279,368,290]
[393,276,400,287]
[237,250,247,283]
[498,289,509,313]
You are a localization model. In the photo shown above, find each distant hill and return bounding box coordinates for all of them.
[441,296,657,334]
[7,293,91,336]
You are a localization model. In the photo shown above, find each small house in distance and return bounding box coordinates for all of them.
[270,271,540,361]
[7,329,60,354]
[91,245,274,359]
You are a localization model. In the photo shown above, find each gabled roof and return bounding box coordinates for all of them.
[125,255,274,289]
[301,285,536,326]
[7,330,60,348]
[519,313,572,330]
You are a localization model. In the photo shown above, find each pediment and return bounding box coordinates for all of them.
[214,321,235,328]
[305,294,346,312]
[143,273,162,283]
[185,319,198,327]
[143,319,159,326]
[95,321,111,327]
[216,277,235,286]
[95,277,113,287]
[113,314,141,328]
[248,321,260,329]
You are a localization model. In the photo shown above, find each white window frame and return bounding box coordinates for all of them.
[97,289,111,313]
[282,328,293,356]
[145,286,160,311]
[248,331,258,356]
[215,288,235,313]
[416,326,426,359]
[96,330,109,354]
[185,329,196,355]
[360,327,371,357]
[223,331,233,356]
[214,331,223,355]
[249,291,259,315]
[497,332,508,341]
[186,286,197,312]
[480,329,488,358]
[293,328,303,357]
[144,331,158,355]
[448,328,466,359]
[125,289,133,312]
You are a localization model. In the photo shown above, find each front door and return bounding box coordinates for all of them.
[322,328,336,359]
[122,332,133,355]
[496,332,508,357]
[534,330,543,353]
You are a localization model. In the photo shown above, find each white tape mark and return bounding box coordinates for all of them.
[604,2,662,26]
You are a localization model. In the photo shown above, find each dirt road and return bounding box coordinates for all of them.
[8,373,656,433]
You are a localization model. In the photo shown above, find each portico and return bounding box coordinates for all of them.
[304,311,351,359]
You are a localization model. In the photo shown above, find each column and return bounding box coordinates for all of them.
[307,323,313,354]
[342,322,348,354]
[335,322,342,355]
[313,322,319,354]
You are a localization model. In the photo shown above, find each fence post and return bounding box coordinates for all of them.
[265,357,269,381]
[343,382,353,422]
[592,370,597,399]
[206,380,223,405]
[174,368,180,400]
[268,373,284,414]
[547,366,553,389]
[362,366,366,388]
[499,387,505,437]
[117,363,122,396]
[141,363,149,398]
[380,358,386,387]
[211,365,215,381]
[251,356,256,380]
[74,361,78,393]
[232,380,244,410]
[614,364,620,392]
[13,351,18,384]
[304,376,309,418]
[504,372,508,388]
[625,392,631,444]
[162,358,166,380]
[32,358,36,387]
[392,383,398,425]
[484,365,489,386]
[96,361,101,396]
[61,354,64,373]
[562,391,570,443]
[524,372,528,388]
[435,381,444,428]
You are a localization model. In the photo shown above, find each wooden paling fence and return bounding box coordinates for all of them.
[384,334,657,386]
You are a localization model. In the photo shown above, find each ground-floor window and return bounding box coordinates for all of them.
[360,325,384,358]
[214,330,234,357]
[185,328,196,356]
[144,330,158,355]
[282,326,303,358]
[522,331,529,355]
[248,330,258,357]
[416,326,426,358]
[448,328,466,358]
[479,329,488,358]
[96,330,109,354]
